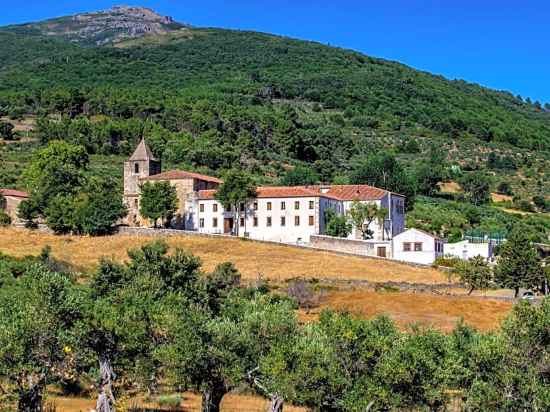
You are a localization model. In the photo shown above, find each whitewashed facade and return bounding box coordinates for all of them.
[197,186,406,244]
[124,140,408,245]
[444,240,495,261]
[392,228,444,265]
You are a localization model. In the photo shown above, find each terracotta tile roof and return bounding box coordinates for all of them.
[141,170,222,184]
[198,184,392,201]
[0,189,29,199]
[197,186,323,200]
[310,185,390,201]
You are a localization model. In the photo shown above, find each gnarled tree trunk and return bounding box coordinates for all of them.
[96,354,116,412]
[17,376,45,412]
[201,381,226,412]
[269,394,284,412]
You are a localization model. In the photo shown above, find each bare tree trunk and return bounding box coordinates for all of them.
[514,287,520,298]
[269,394,284,412]
[96,354,116,412]
[18,376,44,412]
[468,287,474,296]
[201,382,226,412]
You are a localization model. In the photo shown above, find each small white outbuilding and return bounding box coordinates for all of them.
[392,228,444,265]
[444,240,495,261]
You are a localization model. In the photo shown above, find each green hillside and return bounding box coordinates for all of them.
[0,9,548,241]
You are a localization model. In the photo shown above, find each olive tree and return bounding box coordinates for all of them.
[0,263,83,412]
[155,284,296,412]
[454,255,493,295]
[82,241,203,412]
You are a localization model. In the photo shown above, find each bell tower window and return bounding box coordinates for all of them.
[134,163,140,174]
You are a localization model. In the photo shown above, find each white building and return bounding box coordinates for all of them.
[123,140,407,245]
[197,185,406,244]
[444,240,495,261]
[392,228,444,265]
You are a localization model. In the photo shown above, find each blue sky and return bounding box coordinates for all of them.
[2,1,549,103]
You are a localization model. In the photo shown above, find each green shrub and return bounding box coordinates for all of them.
[0,211,11,226]
[434,255,462,268]
[157,394,182,409]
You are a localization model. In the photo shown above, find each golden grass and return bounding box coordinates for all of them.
[301,290,512,332]
[0,228,449,284]
[49,392,306,412]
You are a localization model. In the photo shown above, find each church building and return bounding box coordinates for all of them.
[123,140,406,245]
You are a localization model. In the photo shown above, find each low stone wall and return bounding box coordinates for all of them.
[310,234,388,257]
[116,226,231,239]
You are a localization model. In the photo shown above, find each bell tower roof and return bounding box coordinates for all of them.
[129,138,157,161]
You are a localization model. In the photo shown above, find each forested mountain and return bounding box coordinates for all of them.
[0,6,549,240]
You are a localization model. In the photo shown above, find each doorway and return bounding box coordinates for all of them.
[224,218,234,234]
[377,247,387,258]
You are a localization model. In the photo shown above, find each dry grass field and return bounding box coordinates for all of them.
[49,392,306,412]
[301,290,513,332]
[0,228,449,284]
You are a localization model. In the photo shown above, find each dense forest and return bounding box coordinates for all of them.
[0,11,549,241]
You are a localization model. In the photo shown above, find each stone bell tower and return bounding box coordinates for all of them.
[123,139,161,225]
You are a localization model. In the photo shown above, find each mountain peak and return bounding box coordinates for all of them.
[4,5,186,46]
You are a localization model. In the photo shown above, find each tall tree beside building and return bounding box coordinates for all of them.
[494,227,545,297]
[139,181,178,228]
[350,152,416,210]
[23,140,89,212]
[324,209,351,238]
[215,170,257,236]
[347,200,387,240]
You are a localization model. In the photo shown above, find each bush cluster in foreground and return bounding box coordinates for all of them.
[0,242,548,412]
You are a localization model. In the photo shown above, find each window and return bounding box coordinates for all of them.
[294,216,300,226]
[294,201,300,210]
[414,242,423,252]
[267,217,272,227]
[199,218,205,228]
[240,203,245,212]
[134,199,138,207]
[396,202,405,214]
[267,201,272,211]
[253,217,258,227]
[199,204,204,213]
[253,202,258,211]
[134,163,139,174]
[280,216,286,226]
[213,204,218,212]
[403,242,411,252]
[281,201,286,210]
[240,217,245,227]
[309,200,314,210]
[309,216,314,226]
[212,218,218,228]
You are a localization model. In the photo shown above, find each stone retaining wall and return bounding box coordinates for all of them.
[310,234,391,257]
